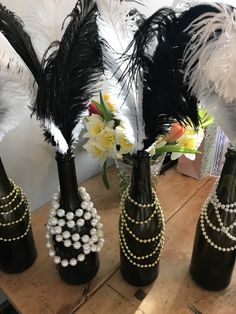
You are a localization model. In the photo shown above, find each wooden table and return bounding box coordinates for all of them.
[0,167,235,314]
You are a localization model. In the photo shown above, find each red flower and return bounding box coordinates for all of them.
[89,100,99,115]
[164,122,185,143]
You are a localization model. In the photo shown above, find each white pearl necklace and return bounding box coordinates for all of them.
[46,186,104,267]
[200,181,236,252]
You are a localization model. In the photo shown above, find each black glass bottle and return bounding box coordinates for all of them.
[53,151,99,285]
[0,157,37,273]
[119,150,164,286]
[190,146,236,290]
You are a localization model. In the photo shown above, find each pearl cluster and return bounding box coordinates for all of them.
[200,181,236,252]
[46,187,104,267]
[119,186,165,268]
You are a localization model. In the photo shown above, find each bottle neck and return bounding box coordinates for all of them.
[0,157,12,198]
[130,150,152,203]
[216,147,236,204]
[56,152,82,211]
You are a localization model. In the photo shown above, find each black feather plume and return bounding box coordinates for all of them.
[34,0,103,153]
[0,4,41,82]
[121,7,201,149]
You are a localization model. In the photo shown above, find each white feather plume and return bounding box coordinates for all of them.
[183,3,236,146]
[184,3,236,103]
[96,0,146,152]
[24,0,77,60]
[0,31,37,143]
[0,32,31,80]
[0,71,36,143]
[201,94,236,147]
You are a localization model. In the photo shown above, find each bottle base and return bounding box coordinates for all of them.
[57,255,100,285]
[0,249,37,274]
[190,266,231,291]
[120,263,159,287]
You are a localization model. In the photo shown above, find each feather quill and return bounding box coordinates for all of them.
[0,3,41,82]
[96,0,146,152]
[34,0,103,154]
[183,3,236,146]
[24,0,77,61]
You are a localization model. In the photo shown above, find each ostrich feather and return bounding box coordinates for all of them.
[0,32,31,79]
[0,70,36,143]
[24,0,77,61]
[96,0,146,152]
[0,3,41,83]
[121,7,200,149]
[183,3,236,102]
[34,0,103,154]
[201,94,236,147]
[182,3,236,146]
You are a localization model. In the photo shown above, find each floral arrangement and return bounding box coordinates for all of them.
[83,92,213,187]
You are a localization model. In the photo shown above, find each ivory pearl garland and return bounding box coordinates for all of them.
[119,186,165,268]
[200,180,236,252]
[46,186,104,267]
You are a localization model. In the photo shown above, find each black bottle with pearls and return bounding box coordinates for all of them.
[190,146,236,290]
[46,152,104,285]
[119,150,165,286]
[0,157,37,273]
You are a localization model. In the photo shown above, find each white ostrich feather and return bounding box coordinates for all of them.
[24,0,77,60]
[184,3,236,103]
[201,93,236,147]
[0,31,37,143]
[0,32,31,81]
[96,0,146,152]
[0,71,36,143]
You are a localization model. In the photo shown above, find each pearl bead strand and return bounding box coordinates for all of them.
[119,185,165,268]
[200,180,236,251]
[46,186,104,267]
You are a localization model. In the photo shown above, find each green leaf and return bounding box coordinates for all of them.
[100,91,113,122]
[156,145,202,154]
[102,159,110,189]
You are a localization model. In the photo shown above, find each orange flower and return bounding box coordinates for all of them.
[164,122,185,143]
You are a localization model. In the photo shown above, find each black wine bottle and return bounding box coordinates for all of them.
[119,150,165,286]
[0,157,37,273]
[190,146,236,290]
[50,152,100,285]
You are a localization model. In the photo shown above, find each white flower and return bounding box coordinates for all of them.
[171,126,204,160]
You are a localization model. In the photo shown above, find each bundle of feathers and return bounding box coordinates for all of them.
[97,0,202,151]
[0,0,103,155]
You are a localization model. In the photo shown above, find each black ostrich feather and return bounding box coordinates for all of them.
[120,7,201,149]
[0,3,41,82]
[34,0,103,152]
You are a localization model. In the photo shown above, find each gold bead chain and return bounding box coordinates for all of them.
[118,185,166,268]
[120,214,165,243]
[119,223,164,259]
[120,237,165,268]
[0,204,29,227]
[0,187,21,208]
[0,179,17,200]
[0,214,32,242]
[0,193,27,215]
[121,204,159,224]
[122,184,157,208]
